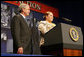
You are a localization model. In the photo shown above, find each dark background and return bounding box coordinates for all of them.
[38,0,83,34]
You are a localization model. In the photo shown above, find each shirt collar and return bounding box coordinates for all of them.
[20,13,26,19]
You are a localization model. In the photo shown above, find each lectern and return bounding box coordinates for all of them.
[41,23,83,56]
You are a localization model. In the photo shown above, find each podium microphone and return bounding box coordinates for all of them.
[61,17,72,22]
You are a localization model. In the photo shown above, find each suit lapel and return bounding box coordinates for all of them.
[18,14,30,28]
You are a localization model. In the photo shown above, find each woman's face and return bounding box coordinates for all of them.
[46,12,54,22]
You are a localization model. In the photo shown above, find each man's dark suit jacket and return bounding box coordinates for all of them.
[11,14,41,54]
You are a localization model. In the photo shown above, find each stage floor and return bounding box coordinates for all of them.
[1,53,52,56]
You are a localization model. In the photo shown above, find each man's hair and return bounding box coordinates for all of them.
[18,3,29,13]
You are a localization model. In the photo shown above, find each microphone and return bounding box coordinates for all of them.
[61,17,72,22]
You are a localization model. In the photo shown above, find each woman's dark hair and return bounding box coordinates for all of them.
[43,11,53,19]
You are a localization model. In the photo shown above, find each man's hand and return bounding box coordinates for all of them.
[17,47,23,54]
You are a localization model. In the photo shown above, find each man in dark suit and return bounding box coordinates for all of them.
[11,3,41,54]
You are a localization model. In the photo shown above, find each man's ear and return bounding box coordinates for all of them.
[21,8,24,12]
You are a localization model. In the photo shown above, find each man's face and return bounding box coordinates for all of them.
[22,5,30,16]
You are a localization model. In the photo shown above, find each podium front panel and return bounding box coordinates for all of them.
[61,23,83,49]
[43,23,83,50]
